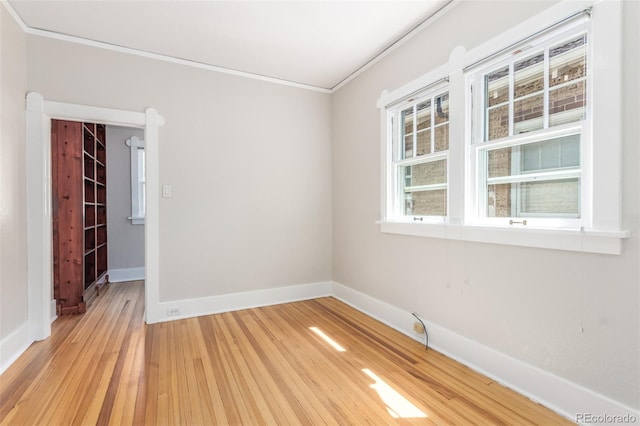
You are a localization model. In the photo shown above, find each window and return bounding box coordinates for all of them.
[377,1,627,254]
[468,28,589,227]
[126,136,145,225]
[387,87,449,221]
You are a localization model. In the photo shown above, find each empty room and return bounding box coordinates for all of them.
[1,0,638,424]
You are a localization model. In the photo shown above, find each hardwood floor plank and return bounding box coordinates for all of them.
[0,283,574,425]
[132,313,153,425]
[197,316,243,425]
[107,328,142,426]
[97,283,145,425]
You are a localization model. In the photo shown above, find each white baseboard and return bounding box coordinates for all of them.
[157,281,333,322]
[108,267,145,283]
[0,321,32,375]
[50,299,57,323]
[331,281,639,425]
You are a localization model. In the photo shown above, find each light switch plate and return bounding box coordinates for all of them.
[162,184,172,198]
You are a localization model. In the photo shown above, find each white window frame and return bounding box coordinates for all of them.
[377,0,629,255]
[466,19,591,229]
[126,136,145,225]
[386,83,450,223]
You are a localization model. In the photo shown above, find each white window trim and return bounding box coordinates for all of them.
[466,22,590,229]
[386,82,450,223]
[126,136,145,225]
[377,0,629,255]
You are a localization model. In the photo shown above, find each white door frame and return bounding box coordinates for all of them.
[25,92,164,340]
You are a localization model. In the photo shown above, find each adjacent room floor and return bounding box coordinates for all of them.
[0,281,572,425]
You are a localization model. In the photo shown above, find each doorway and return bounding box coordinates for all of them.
[25,93,163,341]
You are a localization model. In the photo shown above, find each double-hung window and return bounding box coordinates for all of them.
[468,26,589,228]
[387,87,450,221]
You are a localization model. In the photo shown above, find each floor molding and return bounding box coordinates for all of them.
[108,267,145,283]
[157,281,333,322]
[0,321,32,375]
[50,299,57,323]
[331,281,639,424]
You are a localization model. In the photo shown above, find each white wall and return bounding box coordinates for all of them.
[0,6,29,352]
[106,125,145,274]
[26,35,333,302]
[331,0,639,411]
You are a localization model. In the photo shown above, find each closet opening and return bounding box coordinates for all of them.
[25,93,164,341]
[51,121,146,315]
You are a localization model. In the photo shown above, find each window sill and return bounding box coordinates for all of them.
[378,221,630,255]
[128,216,145,225]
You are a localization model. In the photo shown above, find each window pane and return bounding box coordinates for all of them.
[488,147,512,178]
[404,135,413,158]
[515,53,544,98]
[514,94,544,134]
[405,189,447,216]
[434,93,449,125]
[528,134,580,171]
[139,149,145,182]
[560,137,580,167]
[486,67,509,107]
[416,101,431,130]
[405,159,447,187]
[487,179,580,217]
[549,81,586,126]
[416,101,433,156]
[416,130,431,156]
[434,124,449,151]
[403,164,412,188]
[487,104,509,140]
[521,179,580,215]
[140,183,146,215]
[488,134,580,176]
[402,108,414,158]
[402,107,413,133]
[540,141,560,170]
[549,35,586,87]
[521,144,539,172]
[487,183,512,217]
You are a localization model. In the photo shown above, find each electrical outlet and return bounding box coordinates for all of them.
[413,321,425,334]
[167,307,180,316]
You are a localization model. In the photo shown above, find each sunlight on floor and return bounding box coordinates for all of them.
[309,327,346,352]
[362,368,428,419]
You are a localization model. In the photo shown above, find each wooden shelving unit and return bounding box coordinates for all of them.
[52,120,108,315]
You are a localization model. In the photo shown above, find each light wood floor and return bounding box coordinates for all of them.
[0,281,573,425]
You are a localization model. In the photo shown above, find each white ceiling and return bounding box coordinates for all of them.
[8,0,450,91]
